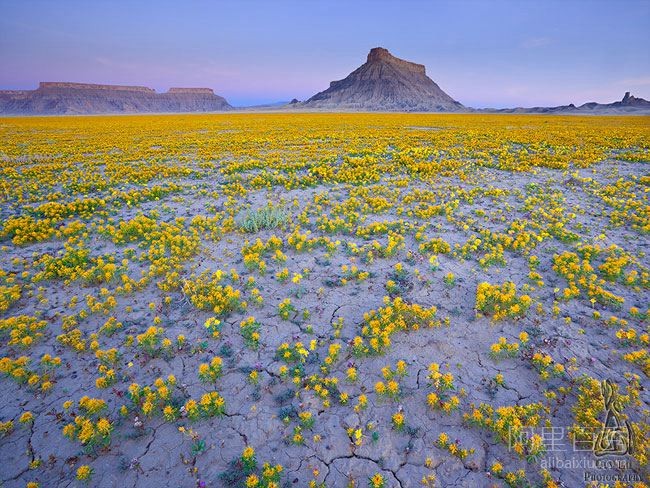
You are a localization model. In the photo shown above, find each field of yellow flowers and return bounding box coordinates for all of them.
[0,113,648,488]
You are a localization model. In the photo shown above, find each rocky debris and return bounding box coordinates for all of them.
[0,82,232,115]
[303,47,464,112]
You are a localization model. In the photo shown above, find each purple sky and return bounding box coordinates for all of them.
[1,0,649,107]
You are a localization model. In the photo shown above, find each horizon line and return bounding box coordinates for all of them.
[0,80,643,111]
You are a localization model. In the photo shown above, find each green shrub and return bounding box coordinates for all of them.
[238,206,288,233]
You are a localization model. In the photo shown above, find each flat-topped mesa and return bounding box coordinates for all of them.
[366,47,426,75]
[167,87,215,95]
[0,81,232,114]
[38,82,155,93]
[0,90,30,96]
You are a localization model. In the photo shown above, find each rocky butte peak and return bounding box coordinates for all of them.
[304,47,462,112]
[367,47,391,62]
[366,47,426,75]
[616,91,650,108]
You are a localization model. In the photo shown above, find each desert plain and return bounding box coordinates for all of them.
[0,113,648,487]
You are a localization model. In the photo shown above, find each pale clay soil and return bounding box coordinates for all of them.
[1,159,648,488]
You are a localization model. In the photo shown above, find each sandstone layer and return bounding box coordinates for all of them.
[0,82,232,115]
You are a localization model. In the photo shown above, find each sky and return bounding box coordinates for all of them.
[1,0,649,108]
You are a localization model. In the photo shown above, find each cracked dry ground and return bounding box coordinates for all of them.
[0,113,648,488]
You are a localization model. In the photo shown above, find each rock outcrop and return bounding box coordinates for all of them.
[0,82,231,115]
[484,92,650,114]
[303,47,463,112]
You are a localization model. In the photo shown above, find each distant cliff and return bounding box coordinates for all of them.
[0,82,232,115]
[479,92,650,115]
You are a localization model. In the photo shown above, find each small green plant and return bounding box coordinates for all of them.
[239,206,288,233]
[443,272,456,287]
[240,316,261,349]
[278,298,296,320]
[241,445,257,471]
[191,438,206,456]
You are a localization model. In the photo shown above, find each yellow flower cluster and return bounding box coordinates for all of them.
[0,276,20,312]
[84,292,118,315]
[241,445,257,471]
[34,241,126,285]
[203,316,222,338]
[426,363,461,413]
[531,352,565,380]
[0,315,47,348]
[34,197,106,220]
[277,298,295,320]
[196,391,226,417]
[304,375,339,408]
[475,281,532,321]
[136,326,170,357]
[622,349,650,376]
[95,365,116,389]
[436,432,474,460]
[381,360,408,380]
[391,410,405,431]
[76,465,93,482]
[368,472,385,488]
[0,420,14,436]
[0,355,54,392]
[286,228,338,254]
[615,327,645,344]
[98,316,123,336]
[374,378,400,400]
[320,342,342,374]
[56,327,86,352]
[490,465,529,488]
[418,237,451,255]
[240,316,261,349]
[63,397,112,451]
[464,401,548,459]
[183,270,246,316]
[552,251,624,306]
[100,214,200,265]
[339,264,370,284]
[198,356,223,383]
[128,375,177,418]
[353,296,439,355]
[489,336,521,360]
[1,215,59,245]
[19,411,34,424]
[347,232,404,264]
[253,463,283,488]
[276,341,309,364]
[275,267,289,283]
